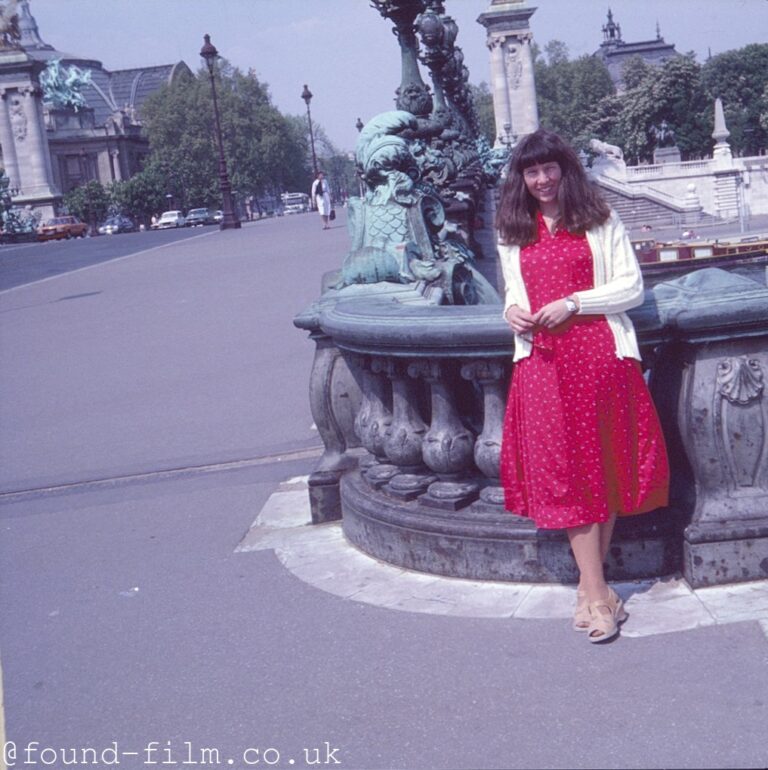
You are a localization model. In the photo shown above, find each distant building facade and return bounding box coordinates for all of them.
[0,0,190,218]
[596,8,680,91]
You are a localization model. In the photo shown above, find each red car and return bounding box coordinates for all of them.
[37,215,88,241]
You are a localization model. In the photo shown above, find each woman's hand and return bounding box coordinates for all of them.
[504,304,537,334]
[532,298,577,329]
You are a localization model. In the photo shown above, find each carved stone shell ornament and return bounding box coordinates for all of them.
[716,357,764,405]
[715,356,765,489]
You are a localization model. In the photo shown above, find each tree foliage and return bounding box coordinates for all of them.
[469,81,496,145]
[611,53,710,163]
[531,41,767,164]
[535,44,614,151]
[62,180,110,230]
[702,43,768,154]
[109,164,169,225]
[139,63,311,211]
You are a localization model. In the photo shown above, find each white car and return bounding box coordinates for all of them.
[155,210,186,229]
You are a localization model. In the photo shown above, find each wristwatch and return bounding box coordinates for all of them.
[564,296,578,313]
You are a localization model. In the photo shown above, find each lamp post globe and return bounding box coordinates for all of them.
[200,33,240,230]
[301,83,318,177]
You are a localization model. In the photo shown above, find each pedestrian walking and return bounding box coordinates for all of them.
[496,129,670,644]
[311,172,331,230]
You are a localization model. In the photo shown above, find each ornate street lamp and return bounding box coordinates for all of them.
[301,83,318,177]
[200,34,240,230]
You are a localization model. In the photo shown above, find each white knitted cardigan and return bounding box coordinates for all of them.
[498,210,644,363]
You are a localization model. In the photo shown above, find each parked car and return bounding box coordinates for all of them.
[97,215,136,235]
[212,210,223,223]
[37,215,88,241]
[185,208,216,227]
[154,210,186,229]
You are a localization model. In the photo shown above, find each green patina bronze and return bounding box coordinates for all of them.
[0,170,39,237]
[39,58,92,112]
[337,0,507,303]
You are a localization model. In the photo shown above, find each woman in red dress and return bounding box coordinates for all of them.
[497,130,669,643]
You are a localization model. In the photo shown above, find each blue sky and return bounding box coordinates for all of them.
[31,0,768,151]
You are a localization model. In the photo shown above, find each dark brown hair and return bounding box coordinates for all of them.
[495,129,610,246]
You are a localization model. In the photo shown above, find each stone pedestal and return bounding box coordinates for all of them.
[653,145,682,165]
[678,336,768,586]
[639,268,768,587]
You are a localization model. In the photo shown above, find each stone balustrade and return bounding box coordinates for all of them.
[295,267,768,587]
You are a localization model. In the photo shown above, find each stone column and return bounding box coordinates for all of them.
[516,34,539,135]
[20,86,57,197]
[477,0,539,141]
[110,150,122,182]
[0,89,21,191]
[487,36,511,146]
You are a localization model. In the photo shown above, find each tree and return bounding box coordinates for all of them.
[534,42,615,149]
[702,43,768,154]
[297,119,358,200]
[760,83,768,135]
[587,54,708,163]
[109,164,168,226]
[621,55,652,91]
[139,63,311,210]
[62,180,110,233]
[469,81,495,145]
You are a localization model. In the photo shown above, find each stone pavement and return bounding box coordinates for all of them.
[1,210,767,770]
[242,476,768,641]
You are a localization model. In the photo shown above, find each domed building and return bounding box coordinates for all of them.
[0,0,190,218]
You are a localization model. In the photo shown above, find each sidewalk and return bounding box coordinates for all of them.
[1,212,767,770]
[243,476,768,641]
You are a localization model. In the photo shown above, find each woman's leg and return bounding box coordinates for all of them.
[574,513,617,588]
[567,523,609,602]
[599,512,617,563]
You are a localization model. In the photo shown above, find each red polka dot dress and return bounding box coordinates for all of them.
[501,214,669,529]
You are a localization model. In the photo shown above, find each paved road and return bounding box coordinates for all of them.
[0,225,227,292]
[1,209,766,770]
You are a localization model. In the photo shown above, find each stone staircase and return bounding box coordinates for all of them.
[594,175,724,230]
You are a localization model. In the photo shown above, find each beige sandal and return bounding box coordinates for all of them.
[573,590,590,632]
[587,587,628,644]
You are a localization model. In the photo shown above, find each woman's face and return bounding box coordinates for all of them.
[522,161,562,206]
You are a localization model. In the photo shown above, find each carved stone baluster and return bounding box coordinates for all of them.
[411,359,480,509]
[359,357,401,489]
[355,356,392,462]
[461,359,507,508]
[414,360,475,476]
[382,358,428,471]
[306,333,361,523]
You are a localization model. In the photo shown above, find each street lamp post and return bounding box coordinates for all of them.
[200,34,241,230]
[354,119,365,198]
[301,84,318,177]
